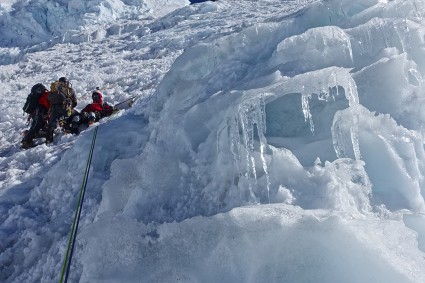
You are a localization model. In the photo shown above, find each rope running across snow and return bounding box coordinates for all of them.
[59,125,99,283]
[59,36,172,282]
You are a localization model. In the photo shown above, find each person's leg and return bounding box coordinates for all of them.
[22,116,37,143]
[46,110,60,144]
[22,108,45,147]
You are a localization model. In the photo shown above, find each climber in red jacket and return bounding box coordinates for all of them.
[81,91,115,125]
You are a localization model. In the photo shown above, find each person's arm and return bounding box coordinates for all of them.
[102,103,114,115]
[81,104,92,113]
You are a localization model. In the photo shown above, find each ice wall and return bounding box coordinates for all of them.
[99,0,425,224]
[99,20,377,224]
[86,0,425,281]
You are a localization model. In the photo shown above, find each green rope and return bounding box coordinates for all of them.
[59,126,98,283]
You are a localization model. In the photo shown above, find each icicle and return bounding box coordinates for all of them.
[344,74,359,106]
[256,95,271,203]
[226,95,271,203]
[227,115,242,191]
[301,87,315,134]
[238,104,257,202]
[351,121,361,160]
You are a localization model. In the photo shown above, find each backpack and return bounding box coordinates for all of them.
[22,83,47,114]
[51,80,72,99]
[50,81,60,93]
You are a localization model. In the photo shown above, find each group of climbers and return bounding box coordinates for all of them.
[21,77,115,149]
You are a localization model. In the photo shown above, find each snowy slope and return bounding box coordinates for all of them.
[1,0,425,282]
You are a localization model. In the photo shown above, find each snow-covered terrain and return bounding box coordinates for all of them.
[1,0,425,282]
